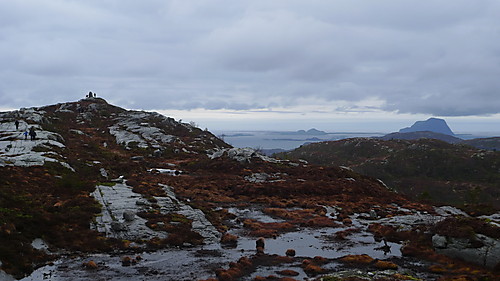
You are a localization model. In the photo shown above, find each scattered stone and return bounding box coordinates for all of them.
[147,168,182,175]
[135,199,151,206]
[130,156,144,161]
[256,237,265,249]
[432,234,448,248]
[285,249,296,257]
[256,246,265,254]
[244,173,269,183]
[153,149,162,157]
[99,168,108,179]
[123,210,135,222]
[111,176,125,183]
[31,238,49,252]
[111,222,126,232]
[121,256,132,266]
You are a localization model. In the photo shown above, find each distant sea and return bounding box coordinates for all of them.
[213,130,499,151]
[213,131,386,150]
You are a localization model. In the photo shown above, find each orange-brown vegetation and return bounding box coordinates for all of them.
[391,273,419,280]
[433,216,500,240]
[368,223,414,242]
[221,233,238,246]
[243,219,296,237]
[313,256,328,264]
[215,256,255,281]
[277,278,298,281]
[302,216,339,227]
[303,264,324,275]
[339,254,374,265]
[374,260,398,270]
[82,260,98,269]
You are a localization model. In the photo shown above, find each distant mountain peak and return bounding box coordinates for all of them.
[399,117,454,136]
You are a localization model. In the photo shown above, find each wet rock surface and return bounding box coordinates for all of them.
[91,182,220,243]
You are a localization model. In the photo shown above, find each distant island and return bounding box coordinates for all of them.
[279,128,327,135]
[399,117,455,136]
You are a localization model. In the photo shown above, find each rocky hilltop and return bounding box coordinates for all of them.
[399,117,455,136]
[1,98,499,280]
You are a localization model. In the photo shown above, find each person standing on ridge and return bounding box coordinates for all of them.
[15,120,19,130]
[29,126,37,141]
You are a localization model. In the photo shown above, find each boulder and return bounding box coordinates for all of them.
[111,222,127,232]
[123,210,135,222]
[432,234,447,248]
[130,156,144,161]
[433,234,500,269]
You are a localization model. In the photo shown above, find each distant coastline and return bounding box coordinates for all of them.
[215,130,500,151]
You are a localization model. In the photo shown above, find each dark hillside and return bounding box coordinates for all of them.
[277,138,500,209]
[380,131,462,143]
[463,137,500,151]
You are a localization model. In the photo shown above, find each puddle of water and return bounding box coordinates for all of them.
[22,247,244,281]
[234,227,401,260]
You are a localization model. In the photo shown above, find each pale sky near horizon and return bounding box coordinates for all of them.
[1,1,499,133]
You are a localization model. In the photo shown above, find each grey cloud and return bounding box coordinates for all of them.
[0,0,499,117]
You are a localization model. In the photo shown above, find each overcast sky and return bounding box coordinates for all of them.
[1,0,499,132]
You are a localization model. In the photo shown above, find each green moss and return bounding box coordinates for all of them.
[170,213,190,224]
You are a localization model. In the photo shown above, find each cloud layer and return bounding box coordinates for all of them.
[1,0,499,117]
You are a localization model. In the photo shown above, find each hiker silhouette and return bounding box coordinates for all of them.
[29,127,36,141]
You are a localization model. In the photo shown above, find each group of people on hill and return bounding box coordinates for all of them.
[86,91,97,98]
[14,120,37,141]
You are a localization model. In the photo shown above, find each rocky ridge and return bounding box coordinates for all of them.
[0,97,498,280]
